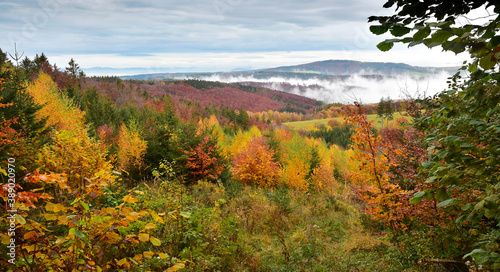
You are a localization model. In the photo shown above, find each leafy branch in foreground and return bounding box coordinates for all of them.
[370,0,500,268]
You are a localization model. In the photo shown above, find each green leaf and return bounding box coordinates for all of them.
[413,27,431,41]
[435,188,447,201]
[437,150,449,159]
[490,36,500,47]
[377,41,394,52]
[71,197,82,206]
[69,228,86,239]
[459,142,474,148]
[414,191,426,198]
[150,237,162,246]
[468,61,478,72]
[15,214,26,225]
[436,21,453,28]
[437,198,462,208]
[479,52,496,70]
[425,176,437,184]
[370,25,389,35]
[408,40,424,47]
[484,208,496,218]
[431,30,454,43]
[451,42,467,54]
[409,197,422,204]
[390,25,411,37]
[475,200,485,210]
[180,211,191,219]
[80,201,90,211]
[444,136,460,143]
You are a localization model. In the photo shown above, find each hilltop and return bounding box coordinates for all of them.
[118,59,458,81]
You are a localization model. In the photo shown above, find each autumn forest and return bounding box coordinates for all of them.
[1,1,500,271]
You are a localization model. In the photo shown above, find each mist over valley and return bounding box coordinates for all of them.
[121,59,457,104]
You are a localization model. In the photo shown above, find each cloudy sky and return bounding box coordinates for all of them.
[0,0,472,75]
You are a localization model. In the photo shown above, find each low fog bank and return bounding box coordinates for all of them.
[185,72,452,104]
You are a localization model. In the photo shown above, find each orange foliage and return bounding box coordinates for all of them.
[342,103,450,230]
[184,135,224,182]
[0,80,20,151]
[24,73,115,196]
[232,136,281,187]
[0,110,19,150]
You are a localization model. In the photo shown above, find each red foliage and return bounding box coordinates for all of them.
[342,102,449,230]
[184,136,224,183]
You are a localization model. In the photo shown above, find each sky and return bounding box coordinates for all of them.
[0,0,476,76]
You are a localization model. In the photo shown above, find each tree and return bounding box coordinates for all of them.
[183,135,224,184]
[0,54,48,175]
[377,97,387,128]
[384,96,394,126]
[370,1,500,268]
[377,96,394,128]
[0,48,10,69]
[33,53,49,70]
[117,119,148,176]
[232,136,281,187]
[66,58,85,80]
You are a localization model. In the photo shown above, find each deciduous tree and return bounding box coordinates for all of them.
[370,1,500,267]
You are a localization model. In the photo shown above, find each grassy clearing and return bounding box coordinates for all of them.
[187,180,431,272]
[283,112,409,130]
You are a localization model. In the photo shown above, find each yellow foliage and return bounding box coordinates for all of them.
[281,156,309,191]
[39,128,115,196]
[197,114,220,134]
[309,164,335,190]
[117,120,148,172]
[329,144,355,180]
[275,130,311,191]
[24,73,116,196]
[223,125,262,159]
[26,72,86,131]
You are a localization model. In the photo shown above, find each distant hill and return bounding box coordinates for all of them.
[116,60,458,104]
[86,78,322,113]
[261,59,455,76]
[119,59,458,81]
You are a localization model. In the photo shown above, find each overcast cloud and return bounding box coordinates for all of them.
[0,0,469,74]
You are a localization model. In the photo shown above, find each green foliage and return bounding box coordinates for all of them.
[377,96,394,128]
[0,63,49,174]
[371,1,500,268]
[142,97,180,169]
[307,124,353,149]
[66,58,85,79]
[278,105,307,115]
[181,79,227,90]
[80,87,121,133]
[220,106,250,130]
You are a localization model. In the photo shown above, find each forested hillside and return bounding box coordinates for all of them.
[1,0,499,271]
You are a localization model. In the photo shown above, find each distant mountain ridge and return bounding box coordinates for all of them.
[260,59,454,76]
[112,59,457,104]
[118,59,458,81]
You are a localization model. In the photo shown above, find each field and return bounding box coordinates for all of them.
[283,112,408,130]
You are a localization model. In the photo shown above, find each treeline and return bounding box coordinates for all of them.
[0,49,359,270]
